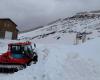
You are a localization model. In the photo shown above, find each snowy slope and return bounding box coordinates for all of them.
[19,12,100,44]
[0,11,100,80]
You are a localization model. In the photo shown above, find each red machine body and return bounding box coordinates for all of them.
[0,52,30,64]
[0,41,38,73]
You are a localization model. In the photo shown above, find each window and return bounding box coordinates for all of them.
[11,45,21,53]
[24,45,33,54]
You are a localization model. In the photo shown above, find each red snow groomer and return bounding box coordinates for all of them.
[0,41,38,73]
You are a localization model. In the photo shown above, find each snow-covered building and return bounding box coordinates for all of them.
[0,18,18,40]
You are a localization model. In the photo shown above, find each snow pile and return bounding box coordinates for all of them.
[76,37,100,63]
[0,38,100,80]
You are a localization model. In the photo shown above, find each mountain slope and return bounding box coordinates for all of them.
[19,11,100,44]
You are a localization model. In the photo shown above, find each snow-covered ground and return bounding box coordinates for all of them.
[0,37,100,80]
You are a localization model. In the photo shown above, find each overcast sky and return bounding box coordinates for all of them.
[0,0,100,31]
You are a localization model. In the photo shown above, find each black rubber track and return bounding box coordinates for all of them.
[0,63,25,73]
[0,67,18,73]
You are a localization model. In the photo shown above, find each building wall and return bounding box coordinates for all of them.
[0,31,5,39]
[12,30,18,39]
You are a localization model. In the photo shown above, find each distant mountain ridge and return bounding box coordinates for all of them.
[19,10,100,44]
[19,26,43,33]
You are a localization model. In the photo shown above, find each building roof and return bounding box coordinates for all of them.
[0,18,17,26]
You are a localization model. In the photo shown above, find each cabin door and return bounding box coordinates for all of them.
[5,31,12,39]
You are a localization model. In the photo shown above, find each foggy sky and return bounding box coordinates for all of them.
[0,0,100,31]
